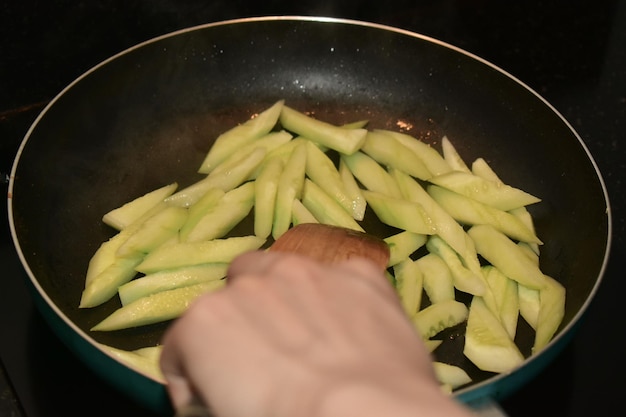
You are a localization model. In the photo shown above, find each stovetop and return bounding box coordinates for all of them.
[2,1,625,416]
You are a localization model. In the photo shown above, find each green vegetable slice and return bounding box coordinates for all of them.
[415,253,455,304]
[291,199,319,226]
[179,188,226,241]
[394,258,424,317]
[425,236,486,296]
[362,190,434,235]
[80,255,144,308]
[102,182,178,231]
[254,157,284,239]
[432,362,472,389]
[481,265,519,340]
[533,275,565,354]
[468,224,548,290]
[441,136,471,173]
[341,151,402,198]
[429,170,541,212]
[166,147,266,207]
[272,141,307,239]
[136,235,266,274]
[92,280,225,331]
[375,129,452,177]
[463,296,524,373]
[279,105,367,155]
[392,168,481,274]
[301,179,364,232]
[304,140,353,215]
[384,231,427,267]
[100,344,165,383]
[360,131,431,180]
[338,158,367,221]
[118,263,228,306]
[197,100,284,174]
[184,182,255,242]
[116,205,188,257]
[411,299,469,340]
[428,184,542,244]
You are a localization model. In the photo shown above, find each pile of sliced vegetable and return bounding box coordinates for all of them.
[85,100,565,391]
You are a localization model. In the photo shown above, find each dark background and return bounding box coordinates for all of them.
[1,1,624,416]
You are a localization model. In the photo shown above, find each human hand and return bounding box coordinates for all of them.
[160,250,472,417]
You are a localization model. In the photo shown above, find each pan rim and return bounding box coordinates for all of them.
[6,14,613,405]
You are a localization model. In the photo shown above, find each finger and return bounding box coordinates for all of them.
[226,250,280,282]
[160,326,195,410]
[160,291,232,410]
[332,257,400,301]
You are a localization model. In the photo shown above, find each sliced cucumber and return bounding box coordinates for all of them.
[91,280,225,331]
[116,205,188,257]
[423,339,443,353]
[470,157,500,181]
[279,105,367,155]
[291,199,319,226]
[510,207,540,255]
[392,168,481,273]
[341,119,369,129]
[166,147,265,207]
[468,224,547,290]
[305,140,353,214]
[338,158,367,221]
[472,157,541,255]
[301,179,364,232]
[415,252,455,304]
[374,130,452,177]
[136,235,266,274]
[100,344,165,383]
[384,231,427,267]
[432,362,472,389]
[393,258,423,317]
[360,131,431,180]
[341,151,403,198]
[118,263,228,306]
[426,236,486,296]
[102,183,178,231]
[254,157,284,238]
[441,136,471,173]
[463,296,524,374]
[429,170,541,212]
[85,231,132,287]
[272,141,307,239]
[80,255,143,308]
[185,182,255,242]
[411,299,469,339]
[428,185,542,244]
[197,100,284,174]
[85,202,170,287]
[518,284,540,330]
[179,188,225,241]
[362,190,435,235]
[133,345,163,361]
[482,265,519,340]
[207,130,292,179]
[533,275,565,354]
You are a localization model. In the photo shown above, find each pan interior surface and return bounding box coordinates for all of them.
[8,17,610,407]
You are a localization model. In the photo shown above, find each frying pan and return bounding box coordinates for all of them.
[7,16,611,414]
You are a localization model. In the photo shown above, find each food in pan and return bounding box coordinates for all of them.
[81,100,564,390]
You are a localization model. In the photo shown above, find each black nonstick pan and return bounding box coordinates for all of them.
[7,16,611,414]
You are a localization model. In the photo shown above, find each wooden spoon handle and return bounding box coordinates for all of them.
[269,223,390,271]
